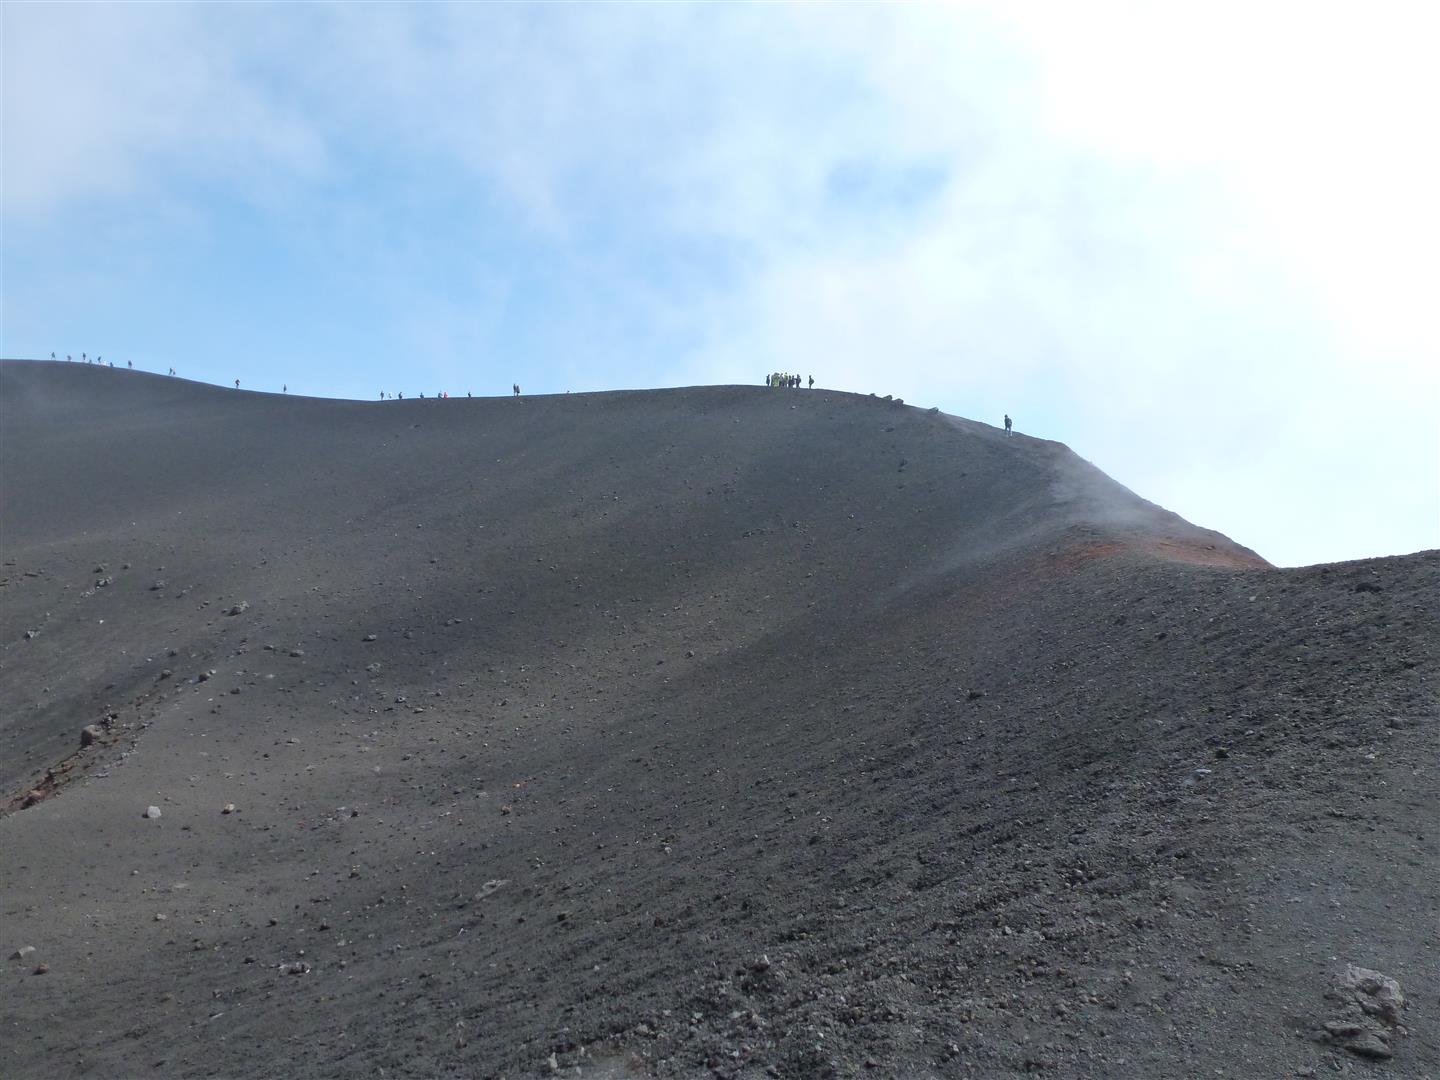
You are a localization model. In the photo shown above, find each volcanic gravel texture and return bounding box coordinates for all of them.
[1,359,1435,1079]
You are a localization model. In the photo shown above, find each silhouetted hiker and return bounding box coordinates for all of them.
[420,392,425,399]
[398,392,403,400]
[283,384,288,394]
[467,391,472,397]
[50,352,56,360]
[808,375,814,388]
[66,355,72,362]
[168,367,175,376]
[235,379,240,389]
[1004,414,1012,435]
[82,353,87,362]
[127,360,132,369]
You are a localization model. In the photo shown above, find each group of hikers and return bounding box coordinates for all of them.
[57,351,182,378]
[44,352,1018,436]
[55,351,117,368]
[767,373,813,389]
[378,390,476,400]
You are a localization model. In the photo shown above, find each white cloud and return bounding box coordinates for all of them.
[2,3,327,218]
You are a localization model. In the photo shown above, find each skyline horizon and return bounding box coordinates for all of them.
[4,353,1428,571]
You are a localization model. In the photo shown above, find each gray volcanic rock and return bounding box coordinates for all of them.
[0,359,1435,1079]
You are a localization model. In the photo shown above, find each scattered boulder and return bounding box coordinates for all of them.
[80,724,105,747]
[221,803,237,815]
[143,805,163,819]
[150,581,166,591]
[475,879,510,900]
[226,602,249,616]
[287,648,305,658]
[363,633,377,642]
[1343,965,1406,1026]
[95,577,112,588]
[1322,964,1407,1060]
[23,629,37,640]
[282,961,310,975]
[10,946,36,961]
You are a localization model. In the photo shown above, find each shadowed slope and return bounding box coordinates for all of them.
[1,360,1433,1080]
[0,360,1260,796]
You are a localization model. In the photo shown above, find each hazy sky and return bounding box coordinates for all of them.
[4,2,1437,567]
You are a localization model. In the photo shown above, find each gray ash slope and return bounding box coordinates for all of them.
[0,358,1434,1079]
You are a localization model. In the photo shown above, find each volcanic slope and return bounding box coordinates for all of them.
[1,359,1435,1079]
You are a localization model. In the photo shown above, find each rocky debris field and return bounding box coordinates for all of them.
[1,359,1435,1078]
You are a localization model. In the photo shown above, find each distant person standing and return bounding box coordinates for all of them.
[235,379,240,389]
[513,383,520,397]
[1004,414,1012,436]
[808,375,814,388]
[127,360,132,369]
[50,352,56,360]
[283,384,288,393]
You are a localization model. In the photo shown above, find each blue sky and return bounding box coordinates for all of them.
[3,1,1437,567]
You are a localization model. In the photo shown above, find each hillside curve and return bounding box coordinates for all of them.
[0,359,1433,1079]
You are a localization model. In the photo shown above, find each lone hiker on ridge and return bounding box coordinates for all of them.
[1004,414,1012,436]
